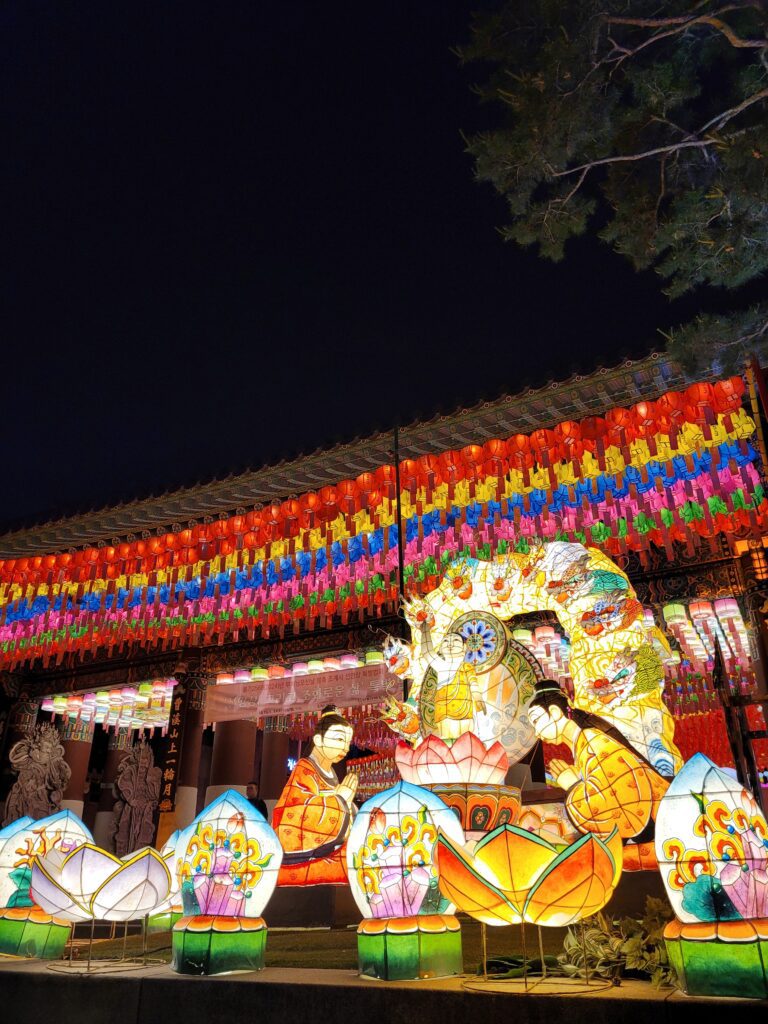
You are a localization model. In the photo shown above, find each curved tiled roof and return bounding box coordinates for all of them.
[0,351,692,558]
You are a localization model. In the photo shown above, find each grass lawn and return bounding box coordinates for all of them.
[70,918,569,973]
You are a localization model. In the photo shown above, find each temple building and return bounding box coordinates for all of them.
[1,351,767,850]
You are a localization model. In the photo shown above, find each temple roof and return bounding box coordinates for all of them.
[0,351,692,558]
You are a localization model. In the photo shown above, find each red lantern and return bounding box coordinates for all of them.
[317,486,339,523]
[281,498,302,537]
[375,465,397,497]
[685,382,715,423]
[300,492,320,529]
[439,450,463,483]
[630,401,657,437]
[656,390,687,426]
[713,376,745,413]
[553,420,584,457]
[580,416,608,452]
[418,454,443,486]
[529,428,560,465]
[355,472,377,498]
[506,434,533,468]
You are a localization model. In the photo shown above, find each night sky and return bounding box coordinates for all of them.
[0,2,710,532]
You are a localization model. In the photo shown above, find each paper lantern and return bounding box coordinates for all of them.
[347,781,465,980]
[385,544,679,776]
[0,811,92,958]
[394,733,520,836]
[436,823,622,927]
[31,843,171,923]
[273,706,355,886]
[172,790,282,975]
[656,753,768,997]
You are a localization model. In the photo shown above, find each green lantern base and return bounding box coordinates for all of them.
[147,909,182,934]
[358,914,462,981]
[664,919,768,999]
[0,907,71,959]
[171,915,267,975]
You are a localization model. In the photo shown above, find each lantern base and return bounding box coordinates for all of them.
[424,784,521,837]
[147,909,182,934]
[664,919,768,999]
[171,915,267,975]
[0,907,71,959]
[357,914,462,981]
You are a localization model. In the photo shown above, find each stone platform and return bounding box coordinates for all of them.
[0,959,763,1024]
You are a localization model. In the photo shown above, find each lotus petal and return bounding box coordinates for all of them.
[59,844,121,902]
[474,825,558,905]
[394,741,417,784]
[523,829,622,927]
[435,830,520,926]
[30,852,92,923]
[91,848,172,921]
[412,735,455,785]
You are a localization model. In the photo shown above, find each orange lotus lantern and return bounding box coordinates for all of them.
[436,823,622,927]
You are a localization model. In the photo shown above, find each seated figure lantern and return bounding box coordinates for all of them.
[656,754,768,999]
[272,705,357,885]
[172,790,282,975]
[526,680,669,870]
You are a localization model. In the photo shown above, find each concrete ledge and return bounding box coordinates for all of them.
[0,961,763,1024]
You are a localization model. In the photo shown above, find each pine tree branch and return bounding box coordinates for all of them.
[698,86,768,133]
[604,4,766,51]
[595,6,767,79]
[551,139,713,180]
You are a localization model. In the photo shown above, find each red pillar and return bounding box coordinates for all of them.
[92,727,132,850]
[259,729,290,815]
[175,671,208,827]
[204,719,259,804]
[59,718,95,817]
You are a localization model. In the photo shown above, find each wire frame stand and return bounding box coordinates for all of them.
[48,916,166,975]
[463,921,614,995]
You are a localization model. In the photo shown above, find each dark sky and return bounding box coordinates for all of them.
[0,2,708,532]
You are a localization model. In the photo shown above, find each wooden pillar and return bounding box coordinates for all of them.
[259,729,290,807]
[58,718,95,817]
[92,727,132,850]
[204,719,259,804]
[175,671,209,828]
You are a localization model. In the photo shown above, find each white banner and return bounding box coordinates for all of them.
[204,663,400,722]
